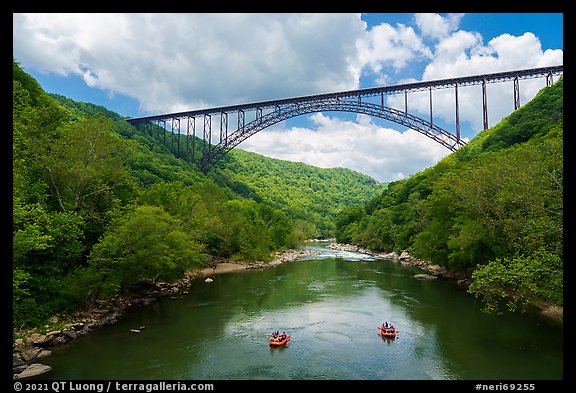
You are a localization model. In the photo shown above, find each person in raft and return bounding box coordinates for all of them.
[271,330,287,342]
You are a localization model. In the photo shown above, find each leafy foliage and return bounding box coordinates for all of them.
[12,59,380,328]
[79,205,207,300]
[212,149,384,238]
[469,249,563,314]
[335,78,563,313]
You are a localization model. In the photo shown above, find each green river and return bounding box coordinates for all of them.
[43,243,563,380]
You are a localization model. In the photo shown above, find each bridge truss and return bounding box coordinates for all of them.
[126,65,563,172]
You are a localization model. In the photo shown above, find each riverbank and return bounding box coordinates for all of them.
[326,242,563,324]
[199,249,316,276]
[326,243,470,282]
[12,248,317,379]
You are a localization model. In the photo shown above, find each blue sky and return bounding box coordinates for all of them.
[13,13,563,182]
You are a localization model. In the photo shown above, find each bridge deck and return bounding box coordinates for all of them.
[125,65,562,172]
[126,65,562,123]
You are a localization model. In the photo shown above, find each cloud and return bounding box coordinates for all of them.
[386,30,563,132]
[237,113,450,182]
[13,13,562,182]
[13,13,366,114]
[356,21,432,75]
[414,13,465,39]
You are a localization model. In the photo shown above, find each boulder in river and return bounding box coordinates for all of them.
[414,273,438,280]
[14,363,53,380]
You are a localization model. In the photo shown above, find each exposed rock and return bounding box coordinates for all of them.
[26,333,46,345]
[414,274,438,280]
[130,329,141,333]
[62,329,77,340]
[538,304,563,323]
[36,335,68,348]
[13,365,27,375]
[14,363,53,380]
[205,277,214,283]
[13,356,25,368]
[37,350,52,359]
[133,297,157,306]
[399,251,411,260]
[20,347,42,362]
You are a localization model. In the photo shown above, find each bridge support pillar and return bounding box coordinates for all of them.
[171,118,181,158]
[160,119,166,144]
[482,79,488,130]
[220,112,228,145]
[429,87,433,127]
[203,114,212,165]
[513,77,520,110]
[455,84,460,141]
[187,116,196,163]
[404,90,408,116]
[546,72,554,86]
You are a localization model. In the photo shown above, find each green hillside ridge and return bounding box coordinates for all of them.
[213,149,384,238]
[13,59,383,330]
[335,78,563,314]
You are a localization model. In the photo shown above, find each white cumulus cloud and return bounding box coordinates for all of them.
[414,13,465,39]
[13,13,366,114]
[238,113,449,182]
[387,29,563,132]
[13,13,562,182]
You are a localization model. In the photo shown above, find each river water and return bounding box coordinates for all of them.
[43,243,563,380]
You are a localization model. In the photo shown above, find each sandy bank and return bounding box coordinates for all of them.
[198,249,318,277]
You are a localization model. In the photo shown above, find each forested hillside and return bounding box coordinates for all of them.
[12,59,382,329]
[213,149,383,237]
[335,78,563,314]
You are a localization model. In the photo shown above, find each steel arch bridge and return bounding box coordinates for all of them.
[126,65,563,172]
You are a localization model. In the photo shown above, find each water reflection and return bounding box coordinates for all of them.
[43,244,562,380]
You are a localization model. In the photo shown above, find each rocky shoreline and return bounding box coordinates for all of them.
[13,244,562,378]
[12,248,317,380]
[326,243,563,324]
[326,243,471,283]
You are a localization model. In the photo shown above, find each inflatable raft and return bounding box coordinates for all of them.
[378,326,397,338]
[269,335,291,346]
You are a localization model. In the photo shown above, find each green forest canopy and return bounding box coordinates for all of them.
[13,57,562,330]
[13,59,383,329]
[334,77,563,314]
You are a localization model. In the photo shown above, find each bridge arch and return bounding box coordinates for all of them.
[127,66,563,172]
[199,98,465,172]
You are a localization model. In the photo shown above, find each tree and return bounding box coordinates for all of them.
[334,205,365,243]
[41,114,136,215]
[468,248,563,314]
[79,205,207,300]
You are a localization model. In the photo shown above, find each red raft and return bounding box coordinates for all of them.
[269,335,291,346]
[377,326,397,338]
